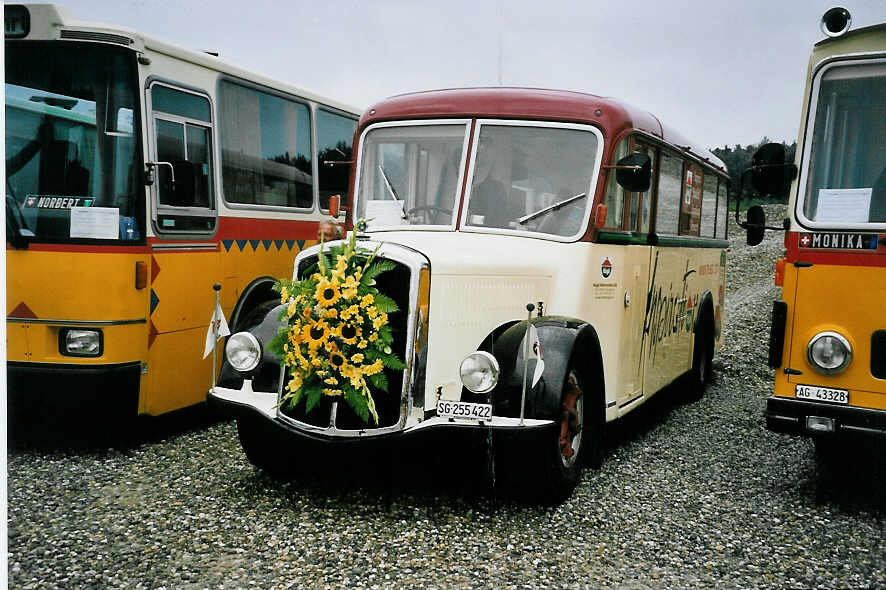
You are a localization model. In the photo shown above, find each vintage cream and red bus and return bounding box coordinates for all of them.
[5,4,358,422]
[756,8,886,454]
[210,87,731,500]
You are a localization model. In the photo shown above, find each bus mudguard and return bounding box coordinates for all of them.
[489,317,604,422]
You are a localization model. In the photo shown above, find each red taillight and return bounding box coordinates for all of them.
[135,261,148,290]
[774,258,785,286]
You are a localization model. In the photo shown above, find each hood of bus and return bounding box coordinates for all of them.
[6,247,150,364]
[784,262,886,401]
[364,230,593,406]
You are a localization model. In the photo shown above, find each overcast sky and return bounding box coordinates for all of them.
[59,0,886,149]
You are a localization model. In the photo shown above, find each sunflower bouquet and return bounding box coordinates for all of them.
[269,228,405,424]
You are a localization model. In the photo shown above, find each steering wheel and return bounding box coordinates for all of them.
[407,205,452,225]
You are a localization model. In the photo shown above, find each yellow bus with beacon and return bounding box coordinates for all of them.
[210,86,732,500]
[5,4,359,424]
[747,8,886,456]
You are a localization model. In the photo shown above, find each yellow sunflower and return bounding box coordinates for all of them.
[302,319,330,353]
[315,277,341,308]
[334,322,361,345]
[363,359,384,376]
[341,363,365,389]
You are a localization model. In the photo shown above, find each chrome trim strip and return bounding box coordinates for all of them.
[618,392,644,409]
[6,317,147,326]
[151,242,218,251]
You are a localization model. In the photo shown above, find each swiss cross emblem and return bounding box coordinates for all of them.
[800,234,811,247]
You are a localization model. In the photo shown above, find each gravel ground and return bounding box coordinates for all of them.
[8,204,886,589]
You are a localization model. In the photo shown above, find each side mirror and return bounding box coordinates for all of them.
[746,205,765,246]
[614,153,651,193]
[750,143,797,198]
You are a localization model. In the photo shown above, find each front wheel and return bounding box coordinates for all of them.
[536,367,592,502]
[236,415,297,480]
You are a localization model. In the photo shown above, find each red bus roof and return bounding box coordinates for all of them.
[360,87,726,173]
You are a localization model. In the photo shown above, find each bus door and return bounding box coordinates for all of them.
[144,81,220,414]
[617,140,656,406]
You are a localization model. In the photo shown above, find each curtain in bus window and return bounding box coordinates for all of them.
[629,142,656,233]
[218,81,313,208]
[656,150,681,235]
[716,179,728,238]
[317,110,356,210]
[679,162,703,236]
[701,172,717,237]
[803,62,886,223]
[603,138,629,228]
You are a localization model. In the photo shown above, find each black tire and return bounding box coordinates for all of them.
[236,415,297,480]
[535,365,592,503]
[688,315,714,400]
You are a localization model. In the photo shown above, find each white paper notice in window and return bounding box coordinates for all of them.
[365,200,405,228]
[70,206,120,239]
[816,188,872,223]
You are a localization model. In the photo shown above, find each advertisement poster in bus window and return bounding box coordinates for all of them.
[680,163,703,236]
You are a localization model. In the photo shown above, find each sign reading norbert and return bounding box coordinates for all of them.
[210,87,730,502]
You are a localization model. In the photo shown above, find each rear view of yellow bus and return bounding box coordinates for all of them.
[5,4,358,426]
[764,8,886,454]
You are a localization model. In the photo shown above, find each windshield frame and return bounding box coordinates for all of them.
[459,119,604,242]
[353,119,471,232]
[5,39,146,245]
[795,53,886,232]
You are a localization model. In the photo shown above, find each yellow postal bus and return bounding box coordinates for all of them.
[211,87,731,500]
[5,4,358,422]
[752,8,886,454]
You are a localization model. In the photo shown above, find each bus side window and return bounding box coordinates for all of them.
[603,137,629,228]
[317,109,357,212]
[679,161,703,236]
[701,171,717,237]
[715,178,728,239]
[151,84,215,232]
[629,140,656,233]
[655,150,682,235]
[218,80,313,209]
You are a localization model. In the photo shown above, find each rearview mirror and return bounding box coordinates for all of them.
[746,205,765,246]
[750,143,797,198]
[614,153,651,193]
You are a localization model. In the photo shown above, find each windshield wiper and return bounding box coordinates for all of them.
[376,165,407,219]
[518,192,587,225]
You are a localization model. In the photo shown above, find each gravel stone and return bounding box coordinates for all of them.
[8,204,886,589]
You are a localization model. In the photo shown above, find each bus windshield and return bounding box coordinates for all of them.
[802,60,886,226]
[355,122,468,229]
[5,42,143,242]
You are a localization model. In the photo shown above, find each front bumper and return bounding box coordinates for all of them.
[209,382,556,445]
[765,396,886,441]
[7,360,140,420]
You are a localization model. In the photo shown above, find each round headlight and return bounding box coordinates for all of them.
[807,331,852,374]
[459,351,500,394]
[225,332,262,373]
